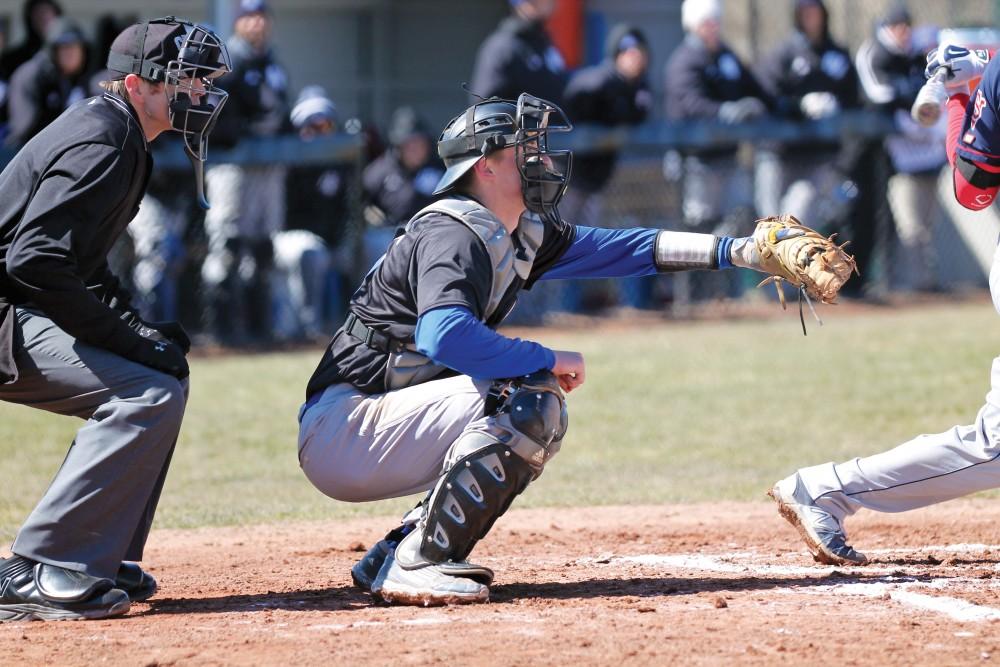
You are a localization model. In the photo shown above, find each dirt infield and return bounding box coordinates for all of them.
[4,499,1000,666]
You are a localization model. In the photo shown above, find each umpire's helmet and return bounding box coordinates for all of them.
[433,93,573,218]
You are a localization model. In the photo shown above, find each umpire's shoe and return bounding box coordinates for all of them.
[116,562,157,602]
[769,473,868,566]
[370,531,492,606]
[0,556,131,622]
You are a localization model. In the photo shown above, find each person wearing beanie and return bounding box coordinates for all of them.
[560,24,653,311]
[361,106,444,268]
[290,84,337,140]
[273,85,344,341]
[752,0,861,243]
[664,0,772,300]
[855,5,944,292]
[200,0,291,345]
[0,16,229,621]
[469,0,567,106]
[5,16,89,146]
[0,0,62,79]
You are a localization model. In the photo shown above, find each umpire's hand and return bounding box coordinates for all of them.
[144,320,192,354]
[551,350,585,393]
[123,335,190,379]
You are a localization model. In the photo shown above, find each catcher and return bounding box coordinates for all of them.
[297,93,855,606]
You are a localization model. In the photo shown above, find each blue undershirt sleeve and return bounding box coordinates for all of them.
[539,226,658,280]
[538,226,738,280]
[414,305,556,380]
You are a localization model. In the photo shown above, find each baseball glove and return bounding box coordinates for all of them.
[751,215,858,331]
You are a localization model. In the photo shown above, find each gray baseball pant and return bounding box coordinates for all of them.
[796,242,1000,521]
[0,308,187,579]
[297,375,490,502]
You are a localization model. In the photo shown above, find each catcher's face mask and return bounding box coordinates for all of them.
[434,93,572,221]
[514,93,573,218]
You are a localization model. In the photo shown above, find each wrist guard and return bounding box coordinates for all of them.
[654,230,720,272]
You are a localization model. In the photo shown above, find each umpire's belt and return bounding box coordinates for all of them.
[344,311,408,353]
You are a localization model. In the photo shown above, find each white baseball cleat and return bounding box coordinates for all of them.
[769,473,868,566]
[370,551,491,607]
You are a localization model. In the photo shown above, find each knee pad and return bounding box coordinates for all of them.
[491,370,568,468]
[416,371,568,564]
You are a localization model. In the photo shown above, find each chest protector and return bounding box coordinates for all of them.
[383,197,546,391]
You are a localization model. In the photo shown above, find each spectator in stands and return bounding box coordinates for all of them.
[274,86,344,340]
[0,0,61,79]
[664,0,770,298]
[562,24,653,310]
[202,0,291,345]
[856,7,943,292]
[0,25,10,141]
[754,0,860,231]
[469,0,567,105]
[6,16,89,147]
[470,0,568,322]
[361,106,443,268]
[125,169,191,323]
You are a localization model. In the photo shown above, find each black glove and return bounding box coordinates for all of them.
[122,335,189,379]
[143,320,192,354]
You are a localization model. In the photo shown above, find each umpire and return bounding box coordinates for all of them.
[0,17,229,621]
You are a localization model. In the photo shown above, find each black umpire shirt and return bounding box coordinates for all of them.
[306,208,575,398]
[0,92,153,383]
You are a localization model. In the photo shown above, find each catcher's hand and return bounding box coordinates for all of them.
[734,215,858,332]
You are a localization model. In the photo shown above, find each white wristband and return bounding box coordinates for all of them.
[654,231,719,271]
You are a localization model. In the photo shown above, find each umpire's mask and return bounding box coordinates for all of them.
[107,17,231,209]
[434,93,573,221]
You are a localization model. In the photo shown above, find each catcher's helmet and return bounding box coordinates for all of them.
[108,16,231,209]
[433,93,573,218]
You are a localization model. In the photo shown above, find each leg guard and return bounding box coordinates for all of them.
[398,370,568,568]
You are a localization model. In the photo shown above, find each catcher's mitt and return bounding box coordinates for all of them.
[752,214,858,332]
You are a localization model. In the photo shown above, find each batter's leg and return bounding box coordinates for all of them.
[773,354,1000,564]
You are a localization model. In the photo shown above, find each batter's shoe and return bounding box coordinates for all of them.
[0,556,131,622]
[769,473,868,566]
[116,562,157,602]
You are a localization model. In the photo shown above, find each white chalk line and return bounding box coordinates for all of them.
[865,543,1000,556]
[609,551,1000,623]
[306,611,541,633]
[616,553,885,577]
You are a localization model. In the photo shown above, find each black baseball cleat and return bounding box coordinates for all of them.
[351,524,416,593]
[351,539,394,593]
[116,562,157,602]
[0,556,130,622]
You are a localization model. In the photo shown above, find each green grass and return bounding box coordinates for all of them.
[2,302,998,539]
